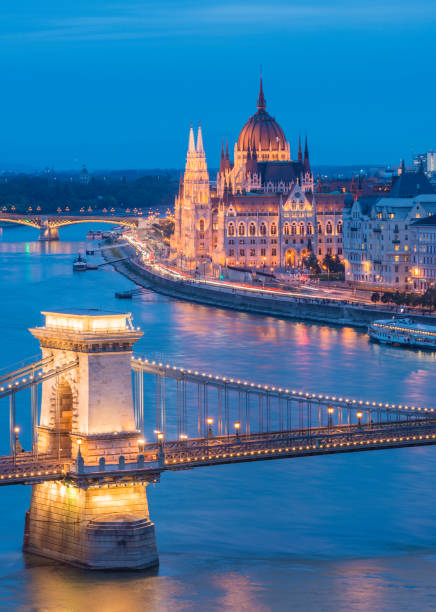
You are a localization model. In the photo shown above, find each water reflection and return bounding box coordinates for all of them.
[0,224,436,611]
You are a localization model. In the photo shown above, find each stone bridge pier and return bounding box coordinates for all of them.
[23,310,159,570]
[39,219,59,241]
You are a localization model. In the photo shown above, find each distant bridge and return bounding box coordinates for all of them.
[0,213,139,240]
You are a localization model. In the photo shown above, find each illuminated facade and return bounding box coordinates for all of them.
[171,80,317,270]
[343,194,436,289]
[410,214,436,291]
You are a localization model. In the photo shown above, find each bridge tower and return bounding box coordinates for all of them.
[23,310,159,570]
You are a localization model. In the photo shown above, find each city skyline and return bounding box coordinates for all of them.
[1,0,436,169]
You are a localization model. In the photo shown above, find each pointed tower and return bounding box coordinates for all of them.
[220,140,225,173]
[196,122,204,153]
[257,76,266,111]
[172,123,211,263]
[298,135,303,163]
[304,136,310,173]
[188,123,196,153]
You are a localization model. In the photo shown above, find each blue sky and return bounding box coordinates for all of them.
[0,0,435,169]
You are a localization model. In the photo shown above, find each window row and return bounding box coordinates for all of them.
[227,221,316,237]
[228,248,277,257]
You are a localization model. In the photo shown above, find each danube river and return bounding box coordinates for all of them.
[0,224,435,611]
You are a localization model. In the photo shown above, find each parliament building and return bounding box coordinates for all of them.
[171,79,323,271]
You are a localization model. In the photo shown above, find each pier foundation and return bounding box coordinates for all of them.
[23,480,158,569]
[23,310,159,570]
[39,226,59,241]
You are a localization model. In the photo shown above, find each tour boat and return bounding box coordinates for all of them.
[72,254,87,271]
[368,316,436,349]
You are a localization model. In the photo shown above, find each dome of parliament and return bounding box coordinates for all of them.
[237,79,287,152]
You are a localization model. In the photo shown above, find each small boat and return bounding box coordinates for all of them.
[73,253,87,271]
[115,288,142,299]
[368,315,436,350]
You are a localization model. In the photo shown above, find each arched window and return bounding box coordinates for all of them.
[228,223,235,236]
[337,221,343,234]
[238,222,245,236]
[199,218,205,232]
[283,223,290,236]
[326,221,333,235]
[291,223,297,235]
[299,222,305,236]
[270,223,277,236]
[317,222,322,234]
[307,222,313,235]
[249,222,256,236]
[260,222,267,236]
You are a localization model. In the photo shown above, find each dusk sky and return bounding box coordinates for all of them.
[1,1,435,170]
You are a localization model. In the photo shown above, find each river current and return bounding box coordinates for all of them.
[0,224,435,611]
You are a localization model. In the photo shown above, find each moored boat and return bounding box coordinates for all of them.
[73,253,87,271]
[368,315,436,349]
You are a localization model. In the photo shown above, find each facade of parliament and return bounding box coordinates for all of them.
[171,79,345,271]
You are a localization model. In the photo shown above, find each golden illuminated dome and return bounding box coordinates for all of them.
[237,79,287,152]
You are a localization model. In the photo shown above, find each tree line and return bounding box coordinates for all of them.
[0,173,179,212]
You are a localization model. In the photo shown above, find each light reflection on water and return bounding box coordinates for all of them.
[0,224,435,611]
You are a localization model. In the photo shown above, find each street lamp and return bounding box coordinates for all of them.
[234,421,241,440]
[327,407,334,430]
[138,438,145,453]
[356,411,363,428]
[14,426,22,455]
[206,417,213,437]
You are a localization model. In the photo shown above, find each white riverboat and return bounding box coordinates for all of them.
[368,316,436,349]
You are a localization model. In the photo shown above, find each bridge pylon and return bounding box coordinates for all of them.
[39,219,59,241]
[23,309,159,570]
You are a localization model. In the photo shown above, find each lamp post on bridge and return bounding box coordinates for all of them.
[327,407,334,433]
[234,421,241,441]
[356,411,363,428]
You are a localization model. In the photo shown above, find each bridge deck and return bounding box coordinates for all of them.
[0,420,434,485]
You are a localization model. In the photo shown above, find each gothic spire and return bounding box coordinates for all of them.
[304,135,310,172]
[225,139,230,161]
[188,123,195,153]
[220,139,225,172]
[257,76,266,111]
[298,135,303,163]
[196,122,204,153]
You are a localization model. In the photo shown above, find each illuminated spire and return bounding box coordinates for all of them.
[257,76,266,111]
[196,122,204,154]
[188,123,195,153]
[298,135,302,163]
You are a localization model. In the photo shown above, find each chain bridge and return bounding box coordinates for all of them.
[0,212,138,240]
[0,309,434,569]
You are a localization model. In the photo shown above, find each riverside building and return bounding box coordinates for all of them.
[343,164,436,290]
[410,214,436,291]
[171,80,318,272]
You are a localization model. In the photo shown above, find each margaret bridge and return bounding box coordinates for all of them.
[0,212,139,240]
